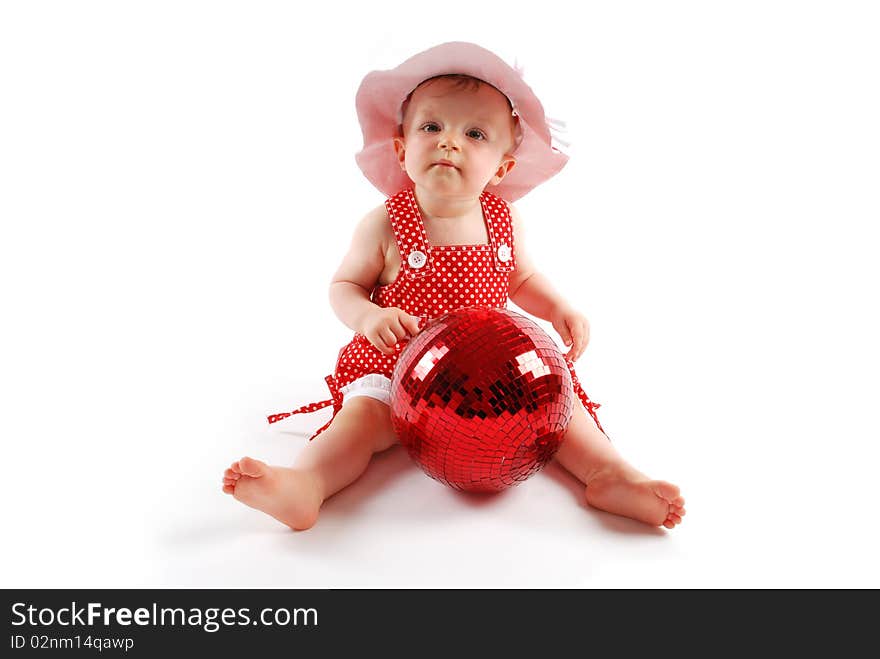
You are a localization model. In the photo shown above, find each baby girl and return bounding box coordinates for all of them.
[222,42,685,531]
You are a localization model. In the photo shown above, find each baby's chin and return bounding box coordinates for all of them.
[418,179,484,198]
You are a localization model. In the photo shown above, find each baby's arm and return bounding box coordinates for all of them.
[329,206,421,355]
[508,205,590,361]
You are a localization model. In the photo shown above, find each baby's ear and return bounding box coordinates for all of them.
[392,137,408,172]
[490,156,516,185]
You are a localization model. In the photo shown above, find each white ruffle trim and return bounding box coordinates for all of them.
[339,373,392,406]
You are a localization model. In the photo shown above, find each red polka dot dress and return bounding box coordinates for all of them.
[268,187,603,438]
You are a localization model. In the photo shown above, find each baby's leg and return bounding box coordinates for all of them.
[222,397,397,530]
[553,404,686,529]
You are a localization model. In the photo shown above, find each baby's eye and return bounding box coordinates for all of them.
[420,122,441,133]
[467,129,486,140]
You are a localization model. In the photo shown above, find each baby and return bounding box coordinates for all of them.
[222,42,685,531]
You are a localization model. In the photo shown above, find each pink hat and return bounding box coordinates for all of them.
[355,41,569,202]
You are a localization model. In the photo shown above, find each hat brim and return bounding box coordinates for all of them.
[355,41,568,202]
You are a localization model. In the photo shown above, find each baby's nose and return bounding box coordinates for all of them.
[437,133,460,151]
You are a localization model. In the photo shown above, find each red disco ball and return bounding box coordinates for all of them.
[390,307,573,492]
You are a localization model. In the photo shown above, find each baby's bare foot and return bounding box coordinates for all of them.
[584,468,685,529]
[222,456,322,530]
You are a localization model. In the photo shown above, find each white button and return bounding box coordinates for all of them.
[408,250,427,269]
[497,244,512,263]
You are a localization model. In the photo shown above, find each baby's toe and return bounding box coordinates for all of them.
[663,514,681,528]
[666,508,685,527]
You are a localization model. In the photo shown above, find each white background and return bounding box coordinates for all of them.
[2,1,878,588]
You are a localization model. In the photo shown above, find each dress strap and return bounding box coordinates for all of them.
[385,188,434,280]
[267,374,343,440]
[480,191,516,273]
[565,358,607,438]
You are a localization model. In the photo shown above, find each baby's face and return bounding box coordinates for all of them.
[393,78,517,198]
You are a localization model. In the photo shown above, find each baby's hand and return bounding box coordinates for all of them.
[361,307,422,355]
[550,304,590,362]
